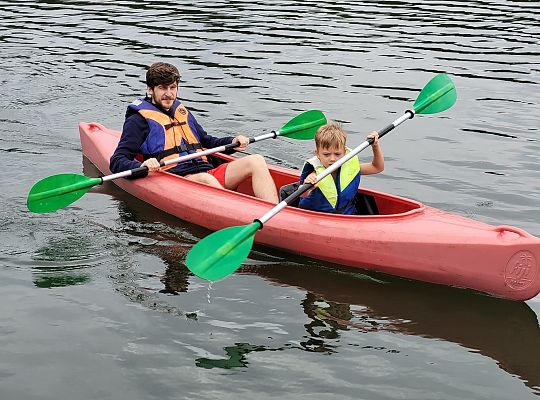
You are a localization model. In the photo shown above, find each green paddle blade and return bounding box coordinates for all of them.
[278,109,327,140]
[27,173,102,213]
[413,73,457,115]
[186,222,261,281]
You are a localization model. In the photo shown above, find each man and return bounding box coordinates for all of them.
[110,62,278,203]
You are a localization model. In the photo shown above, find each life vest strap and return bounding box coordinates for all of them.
[163,120,187,130]
[149,143,203,161]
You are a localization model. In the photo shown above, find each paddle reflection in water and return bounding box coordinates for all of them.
[195,343,269,370]
[31,231,98,289]
[251,262,540,395]
[34,272,90,289]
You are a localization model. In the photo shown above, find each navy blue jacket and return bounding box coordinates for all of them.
[109,100,234,177]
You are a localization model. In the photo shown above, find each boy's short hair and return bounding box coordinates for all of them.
[146,62,180,88]
[315,122,347,150]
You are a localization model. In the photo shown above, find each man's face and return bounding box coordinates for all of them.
[316,145,345,168]
[148,82,178,111]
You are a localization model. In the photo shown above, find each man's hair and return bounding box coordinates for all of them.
[146,62,180,88]
[315,122,347,150]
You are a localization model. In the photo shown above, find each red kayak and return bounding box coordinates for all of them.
[80,122,540,301]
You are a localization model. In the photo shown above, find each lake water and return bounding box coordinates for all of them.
[1,1,539,399]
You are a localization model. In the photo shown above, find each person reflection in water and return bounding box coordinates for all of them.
[300,292,353,353]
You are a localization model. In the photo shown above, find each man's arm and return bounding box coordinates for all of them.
[109,113,149,175]
[187,112,234,149]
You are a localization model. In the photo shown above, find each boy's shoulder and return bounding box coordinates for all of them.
[306,155,322,167]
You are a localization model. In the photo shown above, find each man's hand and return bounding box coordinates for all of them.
[142,158,161,172]
[232,135,250,151]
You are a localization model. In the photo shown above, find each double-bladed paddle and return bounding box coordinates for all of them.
[186,73,457,281]
[27,109,327,213]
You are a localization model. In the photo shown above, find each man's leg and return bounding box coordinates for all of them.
[224,155,278,203]
[186,172,223,188]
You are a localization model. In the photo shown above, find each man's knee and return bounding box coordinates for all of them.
[246,154,267,169]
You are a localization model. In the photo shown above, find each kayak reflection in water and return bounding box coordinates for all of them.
[109,62,278,203]
[254,264,540,395]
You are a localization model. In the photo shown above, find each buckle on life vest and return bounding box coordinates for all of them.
[164,121,187,130]
[155,143,204,160]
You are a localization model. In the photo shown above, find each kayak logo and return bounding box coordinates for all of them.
[505,250,537,290]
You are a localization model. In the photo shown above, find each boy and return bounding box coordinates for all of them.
[299,123,384,214]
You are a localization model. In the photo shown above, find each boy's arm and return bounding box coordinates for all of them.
[299,163,315,184]
[360,131,384,175]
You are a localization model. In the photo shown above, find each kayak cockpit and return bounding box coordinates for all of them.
[225,154,424,217]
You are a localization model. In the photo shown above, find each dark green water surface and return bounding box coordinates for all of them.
[1,1,539,399]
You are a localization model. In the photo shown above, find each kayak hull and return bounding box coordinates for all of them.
[80,122,540,301]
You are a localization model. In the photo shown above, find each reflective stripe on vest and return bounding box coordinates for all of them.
[306,148,360,209]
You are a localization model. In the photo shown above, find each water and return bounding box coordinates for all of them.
[1,1,539,399]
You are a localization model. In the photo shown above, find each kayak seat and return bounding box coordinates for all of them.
[354,193,379,215]
[279,182,379,215]
[279,182,300,207]
[208,154,227,168]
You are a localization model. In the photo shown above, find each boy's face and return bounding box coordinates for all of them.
[316,145,345,168]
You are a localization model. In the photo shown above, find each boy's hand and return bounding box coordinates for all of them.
[304,172,317,185]
[367,131,380,147]
[301,172,317,197]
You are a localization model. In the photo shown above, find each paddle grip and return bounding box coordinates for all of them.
[131,165,150,178]
[223,137,255,151]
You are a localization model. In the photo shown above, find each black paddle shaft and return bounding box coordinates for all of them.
[371,109,415,144]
